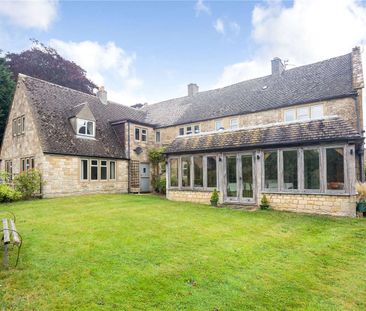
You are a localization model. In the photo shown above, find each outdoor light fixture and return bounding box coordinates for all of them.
[219,157,222,162]
[350,149,354,155]
[257,154,260,160]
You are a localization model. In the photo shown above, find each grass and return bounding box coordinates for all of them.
[0,194,366,310]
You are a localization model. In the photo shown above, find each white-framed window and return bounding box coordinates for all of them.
[194,125,200,134]
[135,127,140,141]
[311,105,323,119]
[100,160,108,180]
[91,160,98,180]
[186,126,192,135]
[284,104,324,123]
[141,128,147,142]
[230,118,238,130]
[81,159,116,181]
[179,128,184,136]
[215,120,223,131]
[77,119,95,137]
[284,109,296,122]
[110,161,116,179]
[155,130,161,143]
[81,159,88,180]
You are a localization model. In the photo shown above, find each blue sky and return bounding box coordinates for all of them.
[1,0,366,106]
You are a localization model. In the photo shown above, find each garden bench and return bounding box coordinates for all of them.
[1,211,22,268]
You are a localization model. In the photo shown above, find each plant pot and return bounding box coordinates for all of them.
[356,201,366,212]
[210,200,218,207]
[260,204,269,210]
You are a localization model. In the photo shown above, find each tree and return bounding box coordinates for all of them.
[148,147,166,193]
[5,40,97,94]
[0,56,16,142]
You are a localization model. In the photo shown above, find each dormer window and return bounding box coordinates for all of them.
[77,119,95,137]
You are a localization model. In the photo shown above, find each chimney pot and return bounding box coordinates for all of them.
[188,83,199,96]
[271,57,285,76]
[97,86,108,105]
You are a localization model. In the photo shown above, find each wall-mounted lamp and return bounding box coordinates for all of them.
[165,161,169,165]
[257,154,261,160]
[219,157,222,162]
[350,149,354,155]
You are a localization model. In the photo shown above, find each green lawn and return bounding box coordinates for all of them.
[0,194,365,310]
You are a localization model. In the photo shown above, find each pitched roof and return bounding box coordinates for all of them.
[144,53,356,127]
[21,75,145,159]
[165,117,362,154]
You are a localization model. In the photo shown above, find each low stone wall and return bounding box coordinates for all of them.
[167,190,214,205]
[264,193,357,217]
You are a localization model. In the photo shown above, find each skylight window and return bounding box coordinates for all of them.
[77,119,95,137]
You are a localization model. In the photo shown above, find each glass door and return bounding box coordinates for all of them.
[226,155,238,201]
[241,154,255,203]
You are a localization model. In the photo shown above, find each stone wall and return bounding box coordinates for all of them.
[42,155,128,198]
[167,190,216,205]
[0,79,44,173]
[263,193,357,217]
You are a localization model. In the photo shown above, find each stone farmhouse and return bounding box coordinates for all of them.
[0,47,364,216]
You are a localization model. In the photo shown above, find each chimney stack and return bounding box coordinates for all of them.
[97,86,108,105]
[188,83,199,96]
[271,57,285,76]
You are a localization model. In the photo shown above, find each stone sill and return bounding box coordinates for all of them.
[262,191,356,197]
[168,188,213,193]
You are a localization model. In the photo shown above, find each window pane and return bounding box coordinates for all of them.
[297,107,309,120]
[283,150,298,190]
[91,160,98,180]
[87,121,93,135]
[181,157,191,187]
[193,156,203,187]
[186,126,192,135]
[326,148,344,190]
[179,128,184,136]
[155,131,160,143]
[242,155,253,198]
[226,156,237,197]
[207,156,217,188]
[304,149,320,190]
[284,109,295,122]
[135,128,140,140]
[311,105,323,119]
[101,160,107,180]
[194,125,200,134]
[230,119,238,129]
[170,159,178,187]
[264,151,278,190]
[141,129,147,141]
[215,120,223,131]
[81,160,88,180]
[110,161,116,179]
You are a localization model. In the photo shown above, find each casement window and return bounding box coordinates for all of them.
[91,160,98,180]
[284,104,324,123]
[181,157,191,187]
[186,126,192,135]
[215,120,223,131]
[135,127,140,140]
[282,150,298,190]
[194,125,200,134]
[20,157,35,173]
[81,159,88,180]
[206,156,217,188]
[326,147,344,190]
[141,129,147,142]
[110,161,116,179]
[304,149,320,190]
[155,130,161,143]
[263,145,347,194]
[230,118,239,130]
[100,160,108,180]
[264,151,278,190]
[179,128,184,136]
[169,158,179,187]
[12,116,25,136]
[77,119,95,137]
[193,156,203,187]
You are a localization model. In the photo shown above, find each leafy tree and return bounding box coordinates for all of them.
[5,39,97,94]
[0,56,16,142]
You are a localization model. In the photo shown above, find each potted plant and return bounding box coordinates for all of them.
[355,182,366,215]
[260,194,270,210]
[210,189,219,207]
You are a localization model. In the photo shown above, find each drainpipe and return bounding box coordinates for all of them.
[128,121,131,193]
[353,94,365,181]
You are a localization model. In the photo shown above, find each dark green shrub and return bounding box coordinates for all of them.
[0,184,22,202]
[210,189,219,206]
[14,169,42,199]
[260,194,270,209]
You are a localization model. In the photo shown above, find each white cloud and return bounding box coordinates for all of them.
[195,0,211,16]
[0,0,58,30]
[49,40,146,106]
[214,18,225,34]
[216,0,366,87]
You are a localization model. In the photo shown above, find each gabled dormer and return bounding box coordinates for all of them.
[69,103,96,138]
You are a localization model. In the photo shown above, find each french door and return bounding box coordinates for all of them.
[225,153,255,203]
